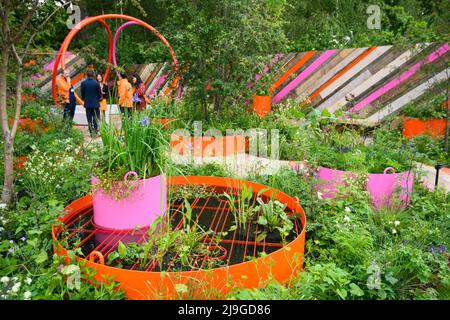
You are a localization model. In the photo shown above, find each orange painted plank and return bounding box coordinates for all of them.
[270,51,316,93]
[307,47,377,102]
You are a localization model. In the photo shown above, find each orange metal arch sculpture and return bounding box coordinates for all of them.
[52,14,180,107]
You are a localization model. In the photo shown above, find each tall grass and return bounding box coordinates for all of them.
[98,111,168,179]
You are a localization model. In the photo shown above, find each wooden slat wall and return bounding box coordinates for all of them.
[35,42,449,123]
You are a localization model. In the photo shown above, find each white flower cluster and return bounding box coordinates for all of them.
[388,220,401,235]
[0,276,31,300]
[20,139,84,195]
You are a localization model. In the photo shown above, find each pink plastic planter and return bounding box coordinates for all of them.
[317,166,414,209]
[366,167,413,210]
[91,171,167,230]
[317,166,357,199]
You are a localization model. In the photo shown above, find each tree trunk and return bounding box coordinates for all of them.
[201,95,208,121]
[0,49,13,204]
[0,50,9,137]
[2,134,14,204]
[1,60,24,204]
[444,75,449,154]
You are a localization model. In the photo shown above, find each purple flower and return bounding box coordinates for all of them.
[438,244,446,253]
[187,143,193,150]
[9,240,14,244]
[20,236,26,242]
[403,240,408,245]
[141,116,149,126]
[57,264,64,273]
[8,248,14,254]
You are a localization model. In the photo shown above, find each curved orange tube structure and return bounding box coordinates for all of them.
[52,14,180,107]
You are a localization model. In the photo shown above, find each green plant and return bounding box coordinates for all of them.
[223,184,267,230]
[149,96,179,118]
[403,94,448,119]
[95,111,169,198]
[255,198,294,241]
[18,141,93,203]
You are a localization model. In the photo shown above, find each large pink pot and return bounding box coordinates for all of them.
[317,166,357,199]
[317,166,414,210]
[91,171,167,231]
[366,167,413,210]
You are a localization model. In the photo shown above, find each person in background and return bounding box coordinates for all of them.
[117,72,133,119]
[81,69,102,137]
[97,73,110,121]
[131,73,146,111]
[57,69,75,121]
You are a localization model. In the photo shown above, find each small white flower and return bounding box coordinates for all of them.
[11,282,21,293]
[25,278,32,285]
[345,207,351,213]
[0,203,7,210]
[392,229,397,234]
[24,291,32,300]
[1,276,10,284]
[394,220,400,226]
[344,215,351,222]
[317,192,323,200]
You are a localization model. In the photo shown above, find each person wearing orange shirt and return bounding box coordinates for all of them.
[57,69,75,121]
[117,73,133,120]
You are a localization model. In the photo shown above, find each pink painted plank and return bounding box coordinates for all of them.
[272,50,337,104]
[349,43,449,113]
[43,51,72,72]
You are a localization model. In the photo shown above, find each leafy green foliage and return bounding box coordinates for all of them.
[255,198,294,239]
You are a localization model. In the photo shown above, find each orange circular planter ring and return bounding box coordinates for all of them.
[52,176,306,300]
[252,95,271,118]
[170,135,247,157]
[403,117,446,138]
[52,14,180,107]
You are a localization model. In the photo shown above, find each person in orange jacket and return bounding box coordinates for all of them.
[57,69,75,121]
[117,73,133,119]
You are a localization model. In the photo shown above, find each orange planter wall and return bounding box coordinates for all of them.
[252,95,271,118]
[403,117,446,138]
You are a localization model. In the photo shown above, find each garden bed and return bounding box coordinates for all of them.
[52,176,306,299]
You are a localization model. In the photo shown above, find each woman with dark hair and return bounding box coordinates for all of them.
[96,73,110,121]
[131,73,146,111]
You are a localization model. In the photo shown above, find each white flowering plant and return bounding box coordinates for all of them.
[18,140,94,202]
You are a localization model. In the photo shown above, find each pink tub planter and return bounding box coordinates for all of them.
[317,166,357,199]
[367,167,413,210]
[91,171,167,231]
[317,166,414,209]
